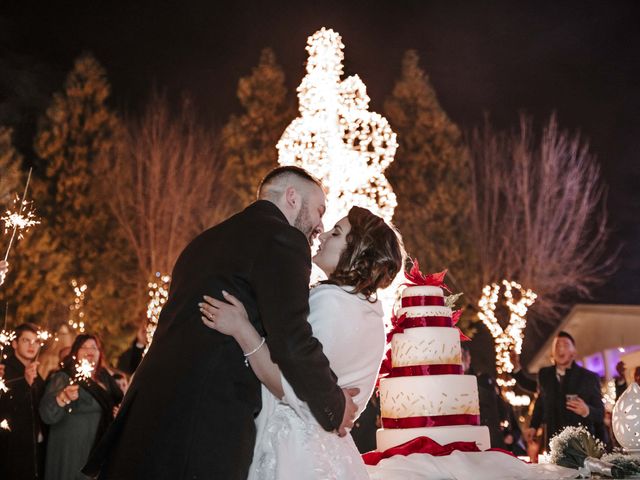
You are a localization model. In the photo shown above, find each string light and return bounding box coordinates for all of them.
[145,272,171,349]
[277,28,400,317]
[478,279,537,406]
[602,380,617,408]
[68,279,87,333]
[277,27,398,231]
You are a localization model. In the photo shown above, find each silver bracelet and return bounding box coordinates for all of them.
[243,337,265,367]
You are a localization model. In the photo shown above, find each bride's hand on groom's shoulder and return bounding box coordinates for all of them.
[199,291,250,338]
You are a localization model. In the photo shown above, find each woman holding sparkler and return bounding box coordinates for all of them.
[200,207,404,480]
[40,334,123,480]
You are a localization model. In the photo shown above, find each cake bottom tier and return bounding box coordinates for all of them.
[376,425,491,452]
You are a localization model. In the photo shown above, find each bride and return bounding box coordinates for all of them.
[200,206,404,479]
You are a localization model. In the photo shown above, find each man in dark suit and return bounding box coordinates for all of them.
[85,166,358,479]
[0,323,47,480]
[513,332,604,449]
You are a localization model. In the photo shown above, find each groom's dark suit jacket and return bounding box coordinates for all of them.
[85,201,345,480]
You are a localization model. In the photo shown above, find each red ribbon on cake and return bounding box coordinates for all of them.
[385,311,468,343]
[401,296,445,307]
[403,259,451,293]
[381,413,480,429]
[362,436,481,466]
[387,364,463,377]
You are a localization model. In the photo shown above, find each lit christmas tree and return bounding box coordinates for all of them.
[277,28,398,231]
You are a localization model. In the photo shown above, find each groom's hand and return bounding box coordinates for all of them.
[337,387,360,437]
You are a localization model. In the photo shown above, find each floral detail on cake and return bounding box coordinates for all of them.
[404,259,450,292]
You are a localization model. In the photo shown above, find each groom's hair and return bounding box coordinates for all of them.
[257,166,324,200]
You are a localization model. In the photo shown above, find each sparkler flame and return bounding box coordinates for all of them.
[37,329,53,342]
[0,377,8,394]
[2,196,40,239]
[0,329,15,348]
[0,419,9,431]
[73,358,95,383]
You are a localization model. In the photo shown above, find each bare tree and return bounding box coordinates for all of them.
[104,92,233,286]
[468,114,615,321]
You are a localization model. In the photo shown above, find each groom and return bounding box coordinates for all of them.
[85,166,358,479]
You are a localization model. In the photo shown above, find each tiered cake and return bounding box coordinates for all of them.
[376,268,490,452]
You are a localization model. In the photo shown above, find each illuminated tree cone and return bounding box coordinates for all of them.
[277,28,398,230]
[477,280,536,406]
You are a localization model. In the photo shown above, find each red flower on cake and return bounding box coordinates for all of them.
[404,259,450,292]
[376,349,393,388]
[452,309,471,341]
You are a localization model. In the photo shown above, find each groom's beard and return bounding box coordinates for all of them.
[293,200,314,245]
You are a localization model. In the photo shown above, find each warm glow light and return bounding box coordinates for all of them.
[2,169,38,261]
[602,379,617,408]
[145,272,171,350]
[68,279,87,333]
[1,196,40,238]
[0,329,15,349]
[277,28,399,317]
[73,357,95,383]
[478,279,537,406]
[277,27,398,231]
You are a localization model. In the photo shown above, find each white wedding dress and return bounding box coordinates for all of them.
[247,284,386,480]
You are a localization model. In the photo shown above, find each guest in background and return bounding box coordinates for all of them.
[634,366,640,386]
[0,323,47,480]
[614,361,628,399]
[116,321,148,375]
[350,394,380,453]
[515,332,605,450]
[461,343,504,449]
[462,343,525,454]
[40,334,123,480]
[112,371,129,395]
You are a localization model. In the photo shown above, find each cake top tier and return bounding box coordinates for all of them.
[402,285,444,298]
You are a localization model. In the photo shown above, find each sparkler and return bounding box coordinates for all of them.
[2,168,39,261]
[0,419,9,431]
[0,303,11,395]
[0,329,14,351]
[71,357,95,384]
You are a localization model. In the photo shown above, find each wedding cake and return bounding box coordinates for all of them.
[376,264,491,452]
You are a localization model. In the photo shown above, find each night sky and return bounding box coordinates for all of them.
[1,1,638,328]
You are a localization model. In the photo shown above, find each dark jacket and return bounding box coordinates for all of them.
[116,339,145,375]
[523,363,604,443]
[470,367,506,449]
[0,353,46,480]
[85,201,345,480]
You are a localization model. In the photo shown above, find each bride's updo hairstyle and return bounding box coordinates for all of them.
[323,206,404,299]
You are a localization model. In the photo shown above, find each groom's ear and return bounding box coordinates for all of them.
[284,186,300,209]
